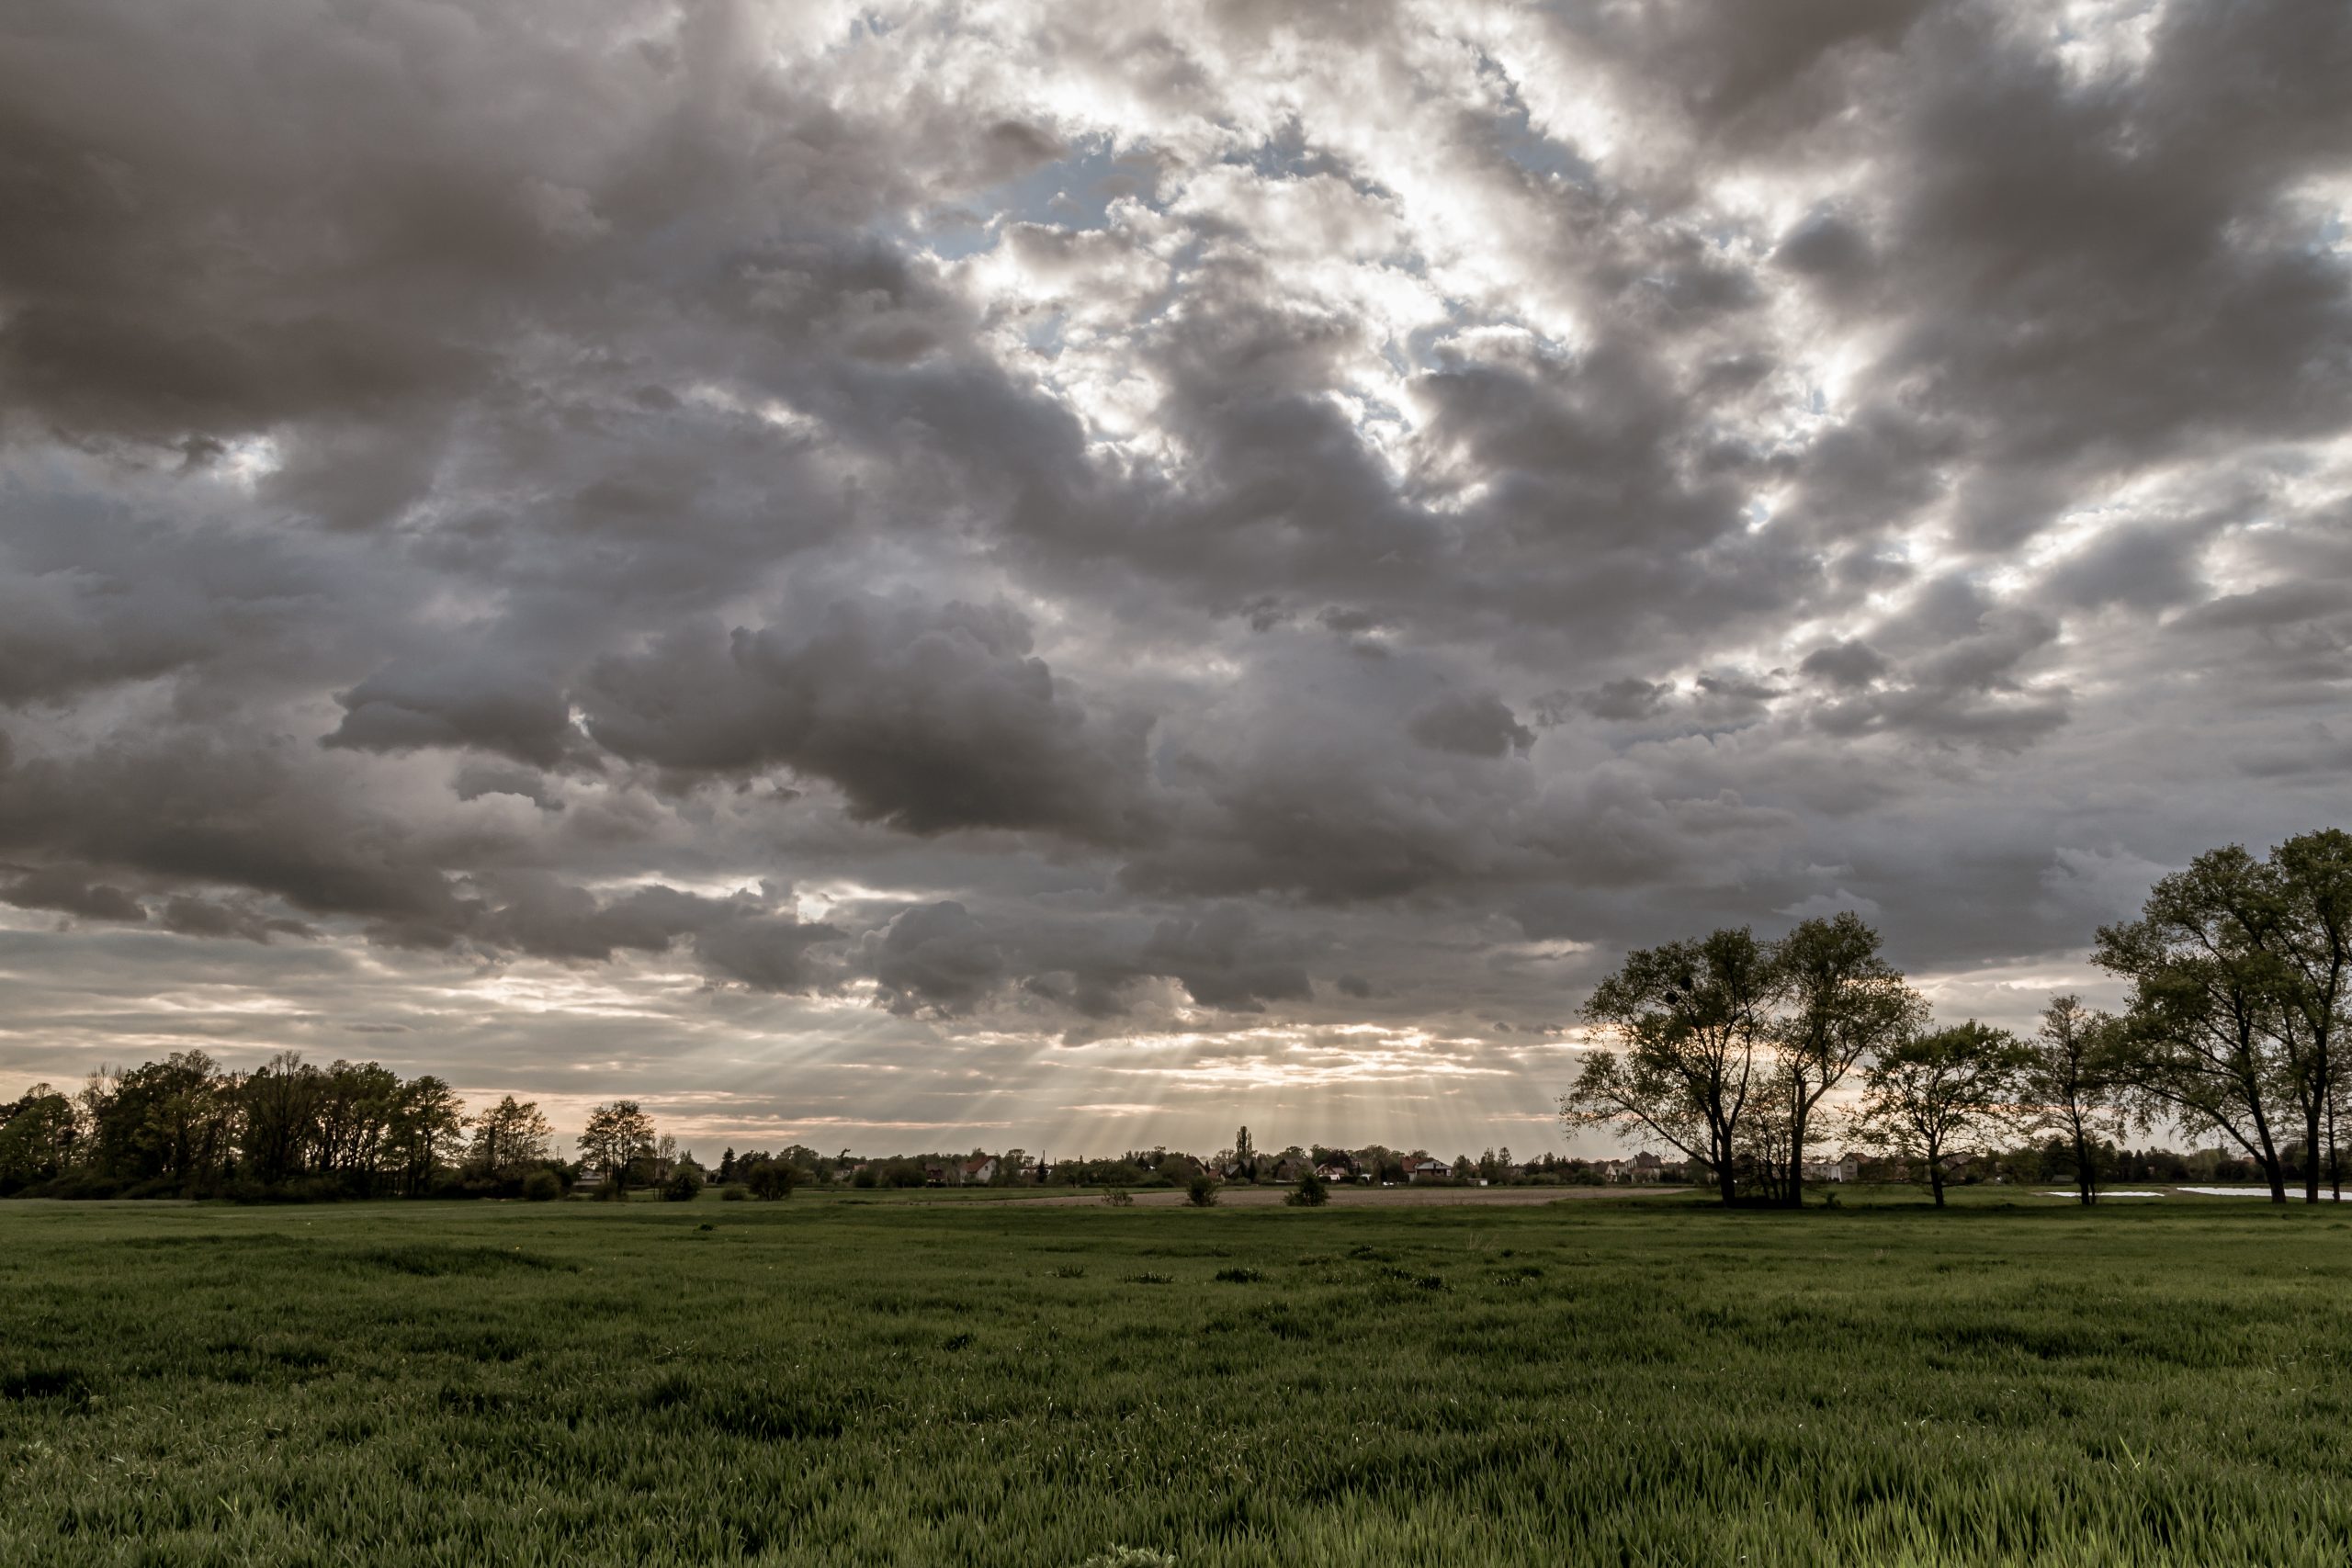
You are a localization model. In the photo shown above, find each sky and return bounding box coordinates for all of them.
[1,0,2348,1159]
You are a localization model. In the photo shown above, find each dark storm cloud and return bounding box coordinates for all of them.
[1408,693,1535,757]
[0,732,480,941]
[2,865,146,923]
[578,596,1160,843]
[869,901,1009,1017]
[1799,641,1890,690]
[1567,680,1678,723]
[326,660,579,769]
[2,0,2349,1139]
[864,898,1324,1021]
[156,895,315,944]
[2043,524,2209,612]
[1138,908,1313,1013]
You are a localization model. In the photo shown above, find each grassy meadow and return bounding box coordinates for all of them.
[4,1190,2350,1567]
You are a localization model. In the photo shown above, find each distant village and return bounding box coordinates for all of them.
[666,1136,1697,1193]
[668,1138,2269,1196]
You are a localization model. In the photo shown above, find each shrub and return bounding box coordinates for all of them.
[720,1186,749,1202]
[1102,1188,1134,1207]
[1214,1266,1264,1283]
[1186,1174,1219,1208]
[745,1161,798,1201]
[663,1168,704,1202]
[520,1169,562,1202]
[1286,1171,1329,1207]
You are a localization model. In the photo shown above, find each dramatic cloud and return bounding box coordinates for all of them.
[1,0,2346,1153]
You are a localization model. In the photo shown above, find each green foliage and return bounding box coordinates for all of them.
[0,1088,78,1195]
[719,1185,749,1202]
[578,1101,658,1190]
[1859,1022,2035,1206]
[2018,996,2132,1205]
[520,1169,563,1202]
[1185,1173,1219,1207]
[1102,1188,1134,1207]
[1286,1170,1329,1206]
[662,1168,703,1202]
[468,1094,555,1184]
[742,1158,797,1201]
[4,1198,2350,1566]
[2096,831,2352,1202]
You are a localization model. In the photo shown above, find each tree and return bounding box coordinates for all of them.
[239,1053,322,1186]
[86,1051,234,1190]
[1857,1022,2030,1207]
[313,1060,402,1190]
[2018,996,2128,1205]
[1772,913,1925,1207]
[1564,928,1780,1204]
[0,1085,80,1193]
[579,1100,658,1190]
[2266,829,2352,1201]
[742,1155,797,1201]
[1286,1169,1329,1207]
[1187,1172,1220,1207]
[2096,848,2296,1201]
[467,1095,554,1182]
[388,1076,465,1195]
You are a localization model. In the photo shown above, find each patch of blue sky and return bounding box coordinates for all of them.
[910,134,1167,263]
[1478,55,1599,193]
[996,134,1161,230]
[1016,309,1069,359]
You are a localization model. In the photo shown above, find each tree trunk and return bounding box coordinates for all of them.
[2248,1099,2288,1202]
[1786,1102,1808,1210]
[2305,1100,2324,1203]
[2073,1124,2095,1206]
[2329,1081,2342,1202]
[1710,1122,1738,1206]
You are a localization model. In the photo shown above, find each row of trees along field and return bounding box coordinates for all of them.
[0,1050,812,1201]
[1563,829,2350,1206]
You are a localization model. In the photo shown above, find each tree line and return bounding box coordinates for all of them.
[1562,829,2350,1206]
[0,1051,757,1201]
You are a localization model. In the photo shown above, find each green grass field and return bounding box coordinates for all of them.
[5,1190,2349,1567]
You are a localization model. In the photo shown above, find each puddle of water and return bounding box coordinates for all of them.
[2038,1190,2164,1198]
[2173,1186,2347,1200]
